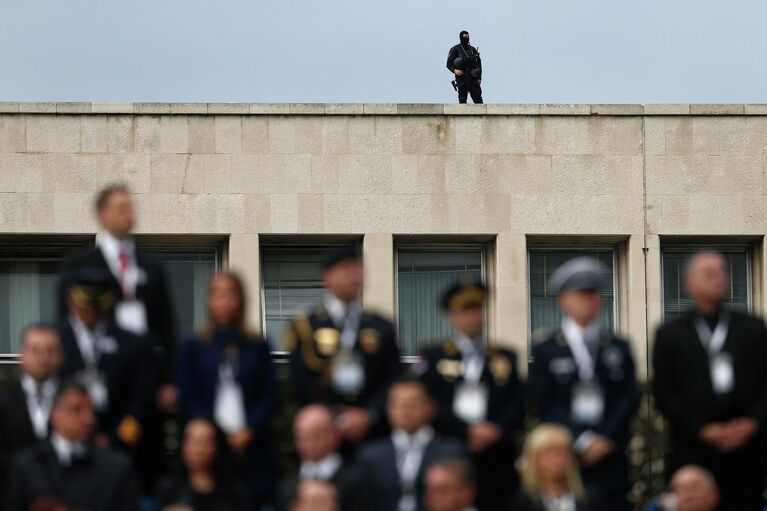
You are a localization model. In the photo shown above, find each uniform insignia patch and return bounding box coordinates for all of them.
[489,355,512,384]
[437,359,461,380]
[314,328,340,356]
[359,328,380,353]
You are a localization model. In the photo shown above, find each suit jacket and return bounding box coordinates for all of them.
[58,245,177,381]
[178,327,278,497]
[276,461,381,511]
[155,474,249,511]
[652,308,767,473]
[509,489,607,511]
[58,320,158,444]
[0,381,44,490]
[529,329,637,500]
[418,341,525,442]
[357,433,467,511]
[286,305,400,424]
[4,441,139,511]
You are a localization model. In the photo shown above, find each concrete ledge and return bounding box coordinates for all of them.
[0,102,765,116]
[591,104,644,115]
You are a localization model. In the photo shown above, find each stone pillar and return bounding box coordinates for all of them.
[363,233,395,318]
[228,233,262,333]
[494,233,528,371]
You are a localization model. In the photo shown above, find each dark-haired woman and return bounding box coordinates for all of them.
[178,272,278,509]
[156,417,248,511]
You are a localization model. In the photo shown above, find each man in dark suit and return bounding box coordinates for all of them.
[285,247,400,443]
[653,251,767,511]
[529,257,637,511]
[0,324,62,490]
[358,378,467,511]
[57,184,177,412]
[277,404,380,511]
[417,281,525,511]
[4,380,139,511]
[58,268,157,456]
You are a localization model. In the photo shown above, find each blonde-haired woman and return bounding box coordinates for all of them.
[510,424,605,511]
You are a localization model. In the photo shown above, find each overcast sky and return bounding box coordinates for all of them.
[1,0,765,104]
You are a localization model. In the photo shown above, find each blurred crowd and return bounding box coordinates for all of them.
[2,184,767,511]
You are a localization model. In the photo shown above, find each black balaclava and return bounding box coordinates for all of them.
[460,31,470,48]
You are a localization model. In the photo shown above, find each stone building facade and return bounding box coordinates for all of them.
[1,101,767,380]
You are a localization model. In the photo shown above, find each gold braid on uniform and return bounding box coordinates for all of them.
[295,315,329,373]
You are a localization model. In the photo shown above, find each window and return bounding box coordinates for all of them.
[662,247,750,320]
[0,237,220,355]
[0,237,91,354]
[528,248,616,338]
[396,246,484,356]
[138,244,220,338]
[262,244,354,351]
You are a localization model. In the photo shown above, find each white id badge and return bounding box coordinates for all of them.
[214,379,247,434]
[453,382,488,424]
[115,300,148,336]
[711,353,734,394]
[333,353,365,395]
[572,382,604,426]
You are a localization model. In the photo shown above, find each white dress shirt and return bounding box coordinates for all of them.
[20,374,57,439]
[96,231,138,298]
[455,332,485,382]
[562,317,601,453]
[392,426,435,511]
[299,452,343,481]
[50,433,86,466]
[542,492,577,511]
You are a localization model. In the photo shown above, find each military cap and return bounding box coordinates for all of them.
[323,246,361,271]
[442,280,486,311]
[62,267,120,311]
[547,256,605,296]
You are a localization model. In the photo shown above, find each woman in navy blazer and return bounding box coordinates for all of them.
[178,271,278,509]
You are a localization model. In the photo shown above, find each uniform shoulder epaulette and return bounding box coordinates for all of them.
[442,340,458,356]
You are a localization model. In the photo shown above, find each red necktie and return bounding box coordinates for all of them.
[118,244,131,298]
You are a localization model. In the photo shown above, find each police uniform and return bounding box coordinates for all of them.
[285,248,400,432]
[57,269,158,454]
[417,282,525,511]
[528,258,637,511]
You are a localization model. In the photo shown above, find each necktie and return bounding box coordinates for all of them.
[118,244,130,297]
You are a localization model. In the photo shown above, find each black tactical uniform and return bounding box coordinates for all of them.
[447,31,483,104]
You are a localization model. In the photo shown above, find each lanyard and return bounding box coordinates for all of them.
[694,312,730,357]
[339,303,362,352]
[563,321,598,381]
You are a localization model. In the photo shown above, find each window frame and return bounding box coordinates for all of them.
[660,243,753,320]
[394,242,488,361]
[259,237,362,356]
[0,235,94,360]
[526,245,619,345]
[0,234,226,361]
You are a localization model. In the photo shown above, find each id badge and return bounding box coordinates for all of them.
[572,381,604,426]
[115,300,148,336]
[83,369,109,412]
[711,352,734,394]
[214,378,247,434]
[332,351,365,395]
[453,382,488,424]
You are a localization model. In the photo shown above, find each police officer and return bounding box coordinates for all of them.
[57,268,158,465]
[653,252,767,511]
[285,247,400,443]
[529,257,637,511]
[418,281,525,511]
[446,31,483,104]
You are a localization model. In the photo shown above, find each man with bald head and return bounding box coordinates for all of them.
[671,465,720,511]
[277,404,379,511]
[0,324,62,489]
[653,251,767,511]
